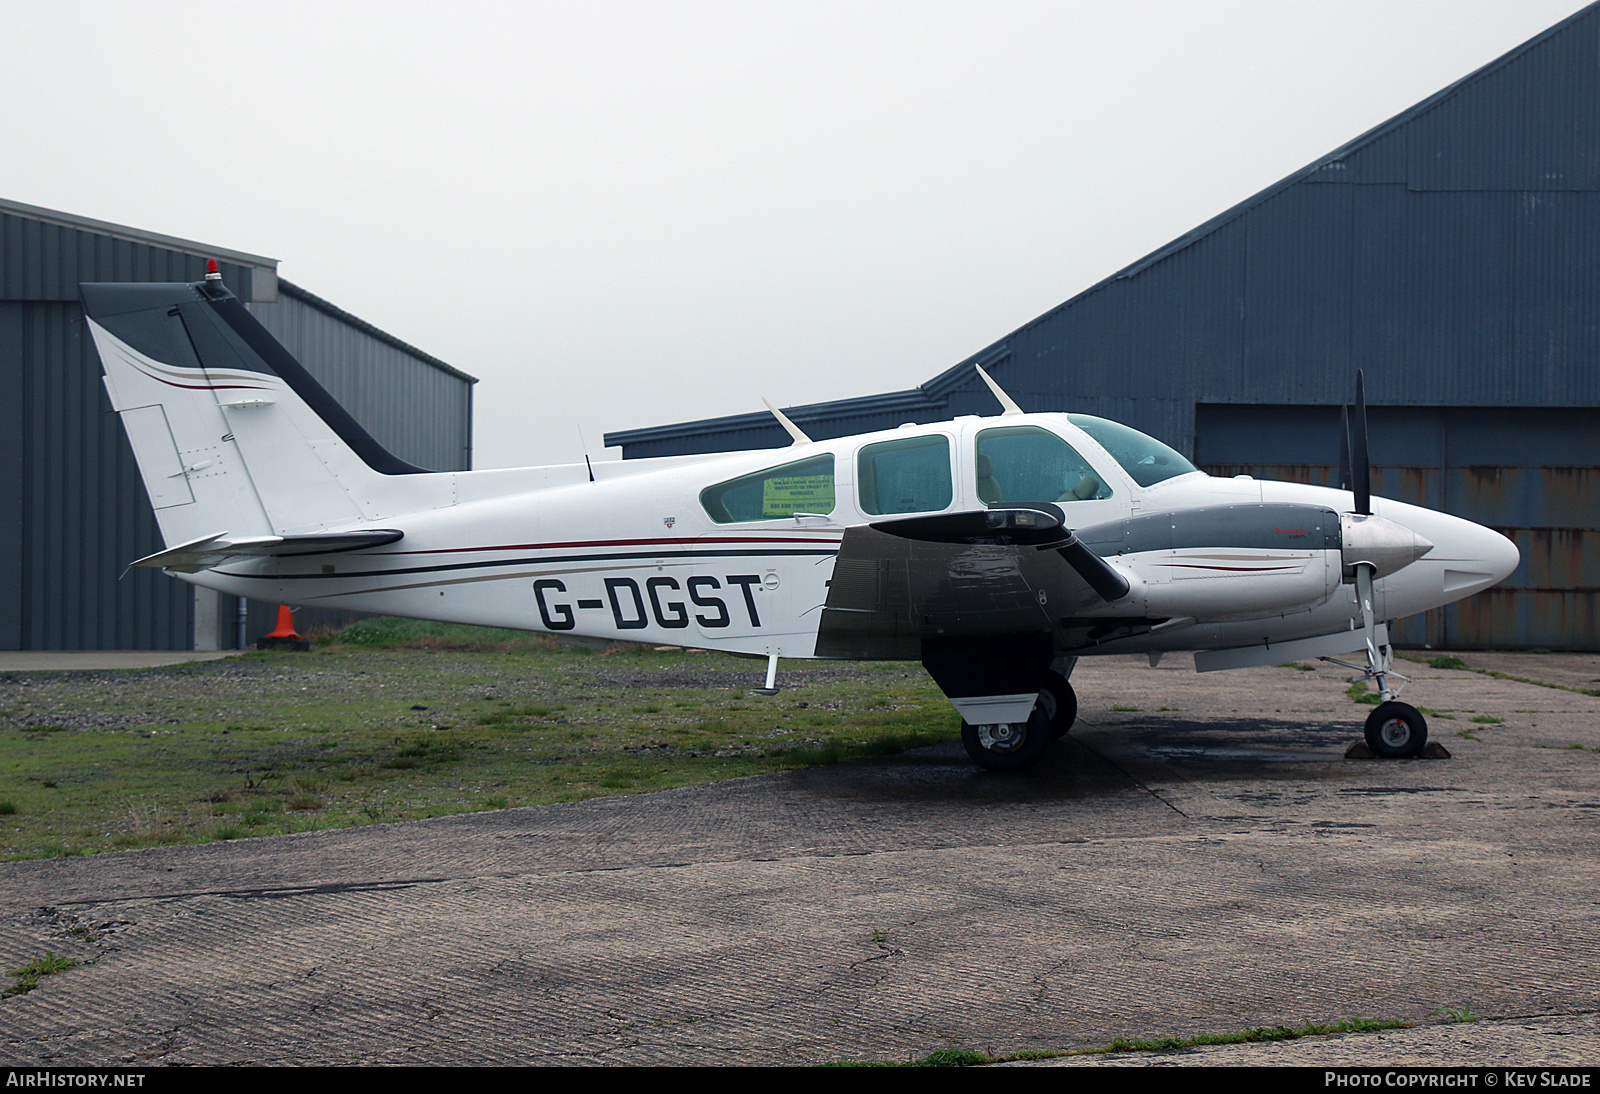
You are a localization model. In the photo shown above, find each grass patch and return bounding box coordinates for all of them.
[1345,682,1382,706]
[4,952,78,997]
[1397,650,1600,696]
[0,622,958,860]
[1470,714,1504,725]
[320,617,558,654]
[827,1018,1407,1065]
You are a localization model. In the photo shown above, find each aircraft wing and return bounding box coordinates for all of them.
[813,505,1140,659]
[127,529,404,574]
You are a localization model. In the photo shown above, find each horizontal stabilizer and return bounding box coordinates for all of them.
[127,529,404,573]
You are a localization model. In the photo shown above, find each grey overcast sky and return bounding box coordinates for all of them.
[1,0,1587,467]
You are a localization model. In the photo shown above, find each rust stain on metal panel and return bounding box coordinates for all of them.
[1452,588,1598,650]
[1455,466,1511,525]
[1539,467,1600,529]
[1513,528,1599,589]
[1451,466,1600,529]
[1199,463,1334,486]
[1386,467,1434,507]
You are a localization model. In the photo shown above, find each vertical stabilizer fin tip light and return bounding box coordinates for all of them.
[975,364,1024,416]
[763,398,812,446]
[202,257,226,299]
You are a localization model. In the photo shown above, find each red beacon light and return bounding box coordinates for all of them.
[200,257,226,297]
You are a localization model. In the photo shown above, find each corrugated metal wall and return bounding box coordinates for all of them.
[250,283,473,474]
[0,205,475,650]
[1197,405,1599,650]
[607,3,1600,648]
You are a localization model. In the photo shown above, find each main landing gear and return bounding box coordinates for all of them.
[959,671,1077,771]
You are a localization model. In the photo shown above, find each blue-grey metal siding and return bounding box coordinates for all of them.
[1198,405,1600,650]
[251,282,474,474]
[0,204,475,650]
[607,2,1600,648]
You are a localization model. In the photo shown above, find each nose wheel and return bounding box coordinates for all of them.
[1364,701,1428,758]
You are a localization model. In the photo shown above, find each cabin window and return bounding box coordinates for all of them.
[699,454,836,523]
[974,425,1113,504]
[1068,415,1198,487]
[857,435,953,515]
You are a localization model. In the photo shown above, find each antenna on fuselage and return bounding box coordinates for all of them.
[577,424,596,482]
[975,363,1024,416]
[763,398,813,445]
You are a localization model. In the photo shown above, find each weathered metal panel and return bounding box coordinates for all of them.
[1448,587,1597,650]
[1505,527,1600,591]
[1199,404,1599,648]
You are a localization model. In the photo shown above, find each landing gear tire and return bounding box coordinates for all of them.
[961,702,1053,772]
[1364,701,1428,759]
[1040,672,1077,739]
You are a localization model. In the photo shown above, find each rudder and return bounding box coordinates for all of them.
[81,274,428,548]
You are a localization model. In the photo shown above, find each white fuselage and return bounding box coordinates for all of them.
[180,413,1518,662]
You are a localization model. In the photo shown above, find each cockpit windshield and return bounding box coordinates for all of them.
[1068,415,1199,488]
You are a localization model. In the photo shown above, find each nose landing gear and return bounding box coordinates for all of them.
[1364,700,1428,759]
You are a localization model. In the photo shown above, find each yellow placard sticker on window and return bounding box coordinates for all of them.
[762,474,834,517]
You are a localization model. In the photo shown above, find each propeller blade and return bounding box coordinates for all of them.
[1351,370,1371,515]
[1338,404,1352,492]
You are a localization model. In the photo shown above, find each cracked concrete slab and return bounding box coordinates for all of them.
[1,653,1596,1066]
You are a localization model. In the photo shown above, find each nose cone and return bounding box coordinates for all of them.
[1441,520,1520,596]
[1366,504,1522,618]
[1395,510,1520,601]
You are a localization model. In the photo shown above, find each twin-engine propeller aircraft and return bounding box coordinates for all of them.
[81,267,1519,770]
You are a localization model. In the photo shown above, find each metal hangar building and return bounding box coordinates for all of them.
[0,198,475,651]
[606,3,1600,651]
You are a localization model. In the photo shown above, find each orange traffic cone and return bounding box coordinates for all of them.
[256,605,310,652]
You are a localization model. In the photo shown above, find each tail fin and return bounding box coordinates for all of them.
[80,275,430,548]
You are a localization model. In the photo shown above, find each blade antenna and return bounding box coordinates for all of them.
[577,424,595,482]
[1351,370,1371,515]
[975,364,1024,415]
[763,398,812,445]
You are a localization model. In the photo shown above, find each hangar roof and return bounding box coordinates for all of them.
[606,0,1600,457]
